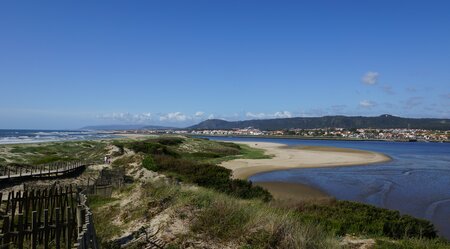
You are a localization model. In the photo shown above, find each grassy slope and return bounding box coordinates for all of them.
[99,136,450,248]
[89,180,339,248]
[0,140,108,165]
[3,137,448,248]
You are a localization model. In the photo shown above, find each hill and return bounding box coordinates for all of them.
[189,115,450,130]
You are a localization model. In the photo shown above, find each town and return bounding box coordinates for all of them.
[115,127,450,142]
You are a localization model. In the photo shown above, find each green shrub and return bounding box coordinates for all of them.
[191,196,252,239]
[149,137,184,146]
[189,152,222,159]
[227,179,272,202]
[375,238,450,249]
[112,142,125,156]
[296,201,437,239]
[127,141,178,157]
[147,155,272,201]
[142,156,158,171]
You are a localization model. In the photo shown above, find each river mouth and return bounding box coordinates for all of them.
[205,136,450,240]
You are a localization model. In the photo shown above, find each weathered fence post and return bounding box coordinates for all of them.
[44,209,49,249]
[76,205,83,234]
[66,206,72,249]
[55,207,61,249]
[2,215,11,249]
[17,213,24,249]
[31,211,38,249]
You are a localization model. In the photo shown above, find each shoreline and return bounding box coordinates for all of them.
[221,141,392,202]
[254,181,332,202]
[190,134,449,143]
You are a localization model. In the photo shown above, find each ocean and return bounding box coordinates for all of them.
[205,136,450,240]
[0,129,117,144]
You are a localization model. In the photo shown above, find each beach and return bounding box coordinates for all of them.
[221,141,392,202]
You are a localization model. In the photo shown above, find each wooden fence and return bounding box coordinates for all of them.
[73,190,98,249]
[84,168,126,198]
[0,161,92,182]
[0,185,99,249]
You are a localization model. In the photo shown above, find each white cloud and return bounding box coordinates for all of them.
[159,112,189,122]
[96,112,152,123]
[274,111,292,118]
[246,112,267,119]
[208,114,215,119]
[246,111,293,119]
[362,71,379,85]
[359,100,376,108]
[195,111,205,117]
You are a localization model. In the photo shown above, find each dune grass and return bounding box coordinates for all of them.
[10,136,447,248]
[0,140,108,165]
[374,237,450,249]
[91,180,339,248]
[295,200,437,239]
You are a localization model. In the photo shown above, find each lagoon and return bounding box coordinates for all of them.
[205,136,450,239]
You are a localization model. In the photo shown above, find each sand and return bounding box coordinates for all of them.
[222,141,391,180]
[254,181,331,202]
[221,141,391,202]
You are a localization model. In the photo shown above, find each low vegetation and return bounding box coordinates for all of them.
[116,137,272,201]
[90,180,339,248]
[4,136,449,248]
[296,200,437,239]
[374,238,450,249]
[0,140,108,166]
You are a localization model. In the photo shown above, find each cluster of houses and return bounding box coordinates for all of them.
[188,127,449,142]
[266,128,449,141]
[112,127,449,142]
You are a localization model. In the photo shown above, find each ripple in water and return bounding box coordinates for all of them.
[205,136,450,239]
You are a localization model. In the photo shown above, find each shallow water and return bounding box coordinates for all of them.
[205,136,450,239]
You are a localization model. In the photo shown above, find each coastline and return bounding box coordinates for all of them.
[189,134,449,143]
[221,141,392,202]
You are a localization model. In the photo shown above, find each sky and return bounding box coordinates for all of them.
[1,1,449,129]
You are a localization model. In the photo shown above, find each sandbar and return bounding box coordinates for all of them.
[222,141,391,180]
[221,141,391,201]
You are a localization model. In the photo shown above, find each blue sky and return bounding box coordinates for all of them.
[1,1,449,129]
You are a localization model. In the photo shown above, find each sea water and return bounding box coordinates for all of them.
[0,129,117,145]
[205,136,450,239]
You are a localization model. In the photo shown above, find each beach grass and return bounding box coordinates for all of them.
[0,140,108,165]
[374,237,450,249]
[3,136,449,248]
[294,200,437,239]
[91,180,339,248]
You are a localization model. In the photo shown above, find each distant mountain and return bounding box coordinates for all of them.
[81,124,176,130]
[188,115,450,130]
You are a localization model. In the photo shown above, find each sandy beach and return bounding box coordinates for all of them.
[221,141,391,202]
